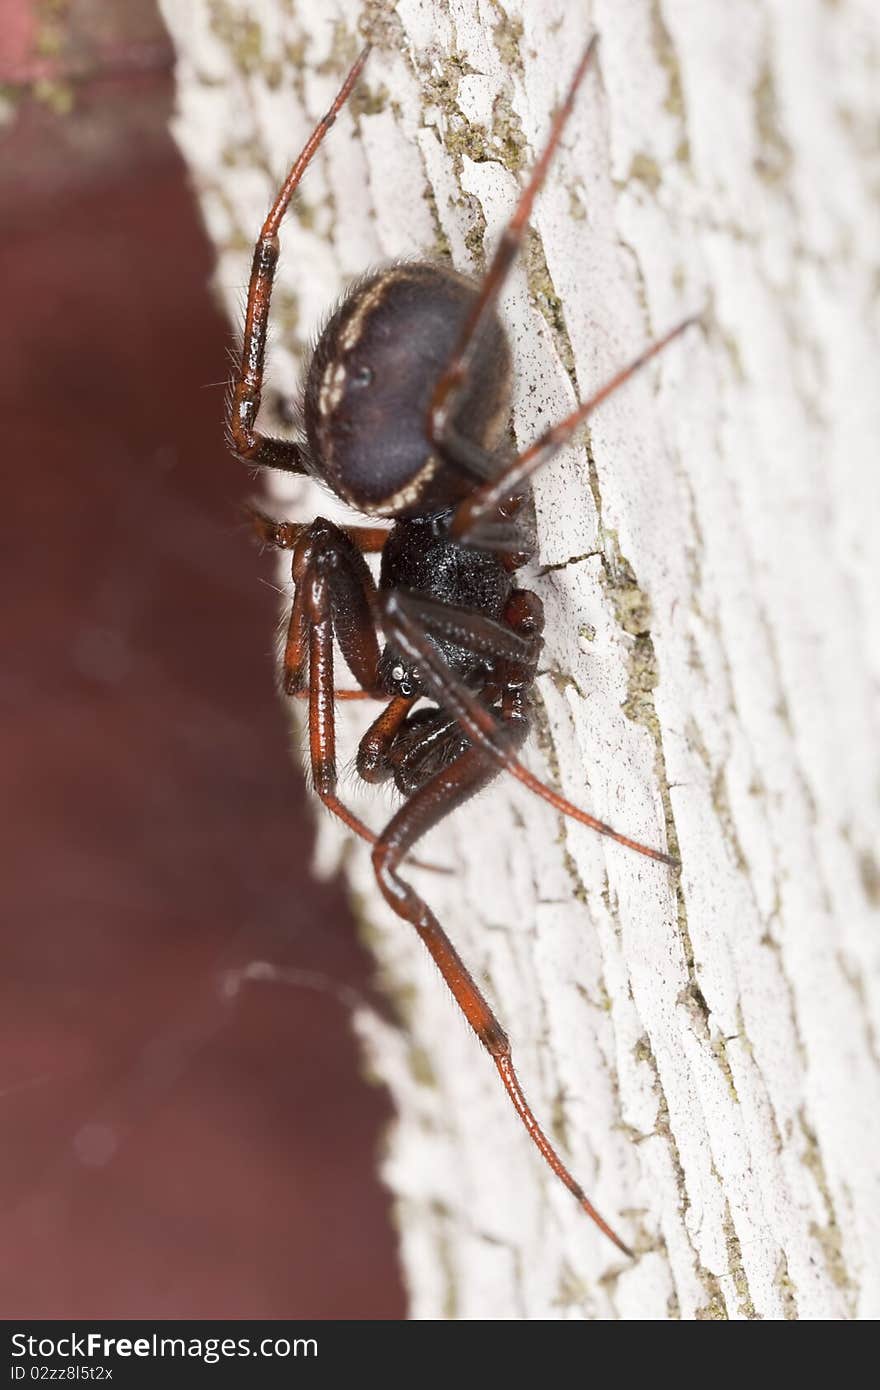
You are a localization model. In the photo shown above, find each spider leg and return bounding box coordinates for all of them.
[382,588,677,865]
[245,504,389,555]
[449,316,698,545]
[281,517,381,698]
[247,505,389,696]
[427,37,599,463]
[226,47,371,471]
[383,592,538,668]
[291,520,383,845]
[289,689,375,702]
[371,737,632,1256]
[356,696,418,784]
[360,699,479,795]
[283,523,446,873]
[419,29,697,543]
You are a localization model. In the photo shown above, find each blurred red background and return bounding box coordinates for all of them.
[0,0,404,1319]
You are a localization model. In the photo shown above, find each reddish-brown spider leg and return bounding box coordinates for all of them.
[290,689,375,702]
[226,47,371,472]
[419,28,698,543]
[246,500,386,695]
[356,696,418,783]
[274,520,446,873]
[246,503,389,555]
[288,520,384,849]
[360,699,475,796]
[450,316,699,545]
[426,36,598,471]
[290,520,381,698]
[371,734,632,1256]
[382,588,677,865]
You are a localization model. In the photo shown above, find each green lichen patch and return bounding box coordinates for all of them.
[408,1045,438,1088]
[601,546,652,638]
[753,61,794,186]
[553,1260,592,1312]
[350,81,389,118]
[799,1110,855,1308]
[548,667,586,701]
[489,2,525,78]
[568,183,587,221]
[549,1086,571,1152]
[711,764,749,873]
[775,1251,800,1319]
[314,20,359,77]
[524,229,577,385]
[694,1290,728,1319]
[722,1203,759,1318]
[208,1,264,77]
[359,0,407,51]
[650,0,686,124]
[858,848,880,905]
[421,178,454,263]
[628,152,662,193]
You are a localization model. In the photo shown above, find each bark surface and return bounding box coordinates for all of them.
[160,0,880,1319]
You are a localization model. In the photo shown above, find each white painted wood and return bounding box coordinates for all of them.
[159,0,880,1319]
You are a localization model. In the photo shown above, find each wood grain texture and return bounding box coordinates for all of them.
[160,0,880,1319]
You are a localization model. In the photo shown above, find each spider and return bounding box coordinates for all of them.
[228,37,696,1257]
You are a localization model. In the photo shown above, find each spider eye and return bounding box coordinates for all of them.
[389,663,414,698]
[351,365,373,388]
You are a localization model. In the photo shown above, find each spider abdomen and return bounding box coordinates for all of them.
[304,263,512,518]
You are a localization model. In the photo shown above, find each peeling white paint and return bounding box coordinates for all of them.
[160,0,880,1319]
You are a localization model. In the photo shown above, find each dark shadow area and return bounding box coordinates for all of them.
[0,0,405,1320]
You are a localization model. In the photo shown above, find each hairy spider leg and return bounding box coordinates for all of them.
[247,504,390,555]
[227,47,371,471]
[451,317,699,545]
[370,607,632,1255]
[427,36,598,469]
[248,504,388,698]
[356,696,419,783]
[417,27,697,541]
[257,516,446,874]
[382,589,677,866]
[288,519,383,848]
